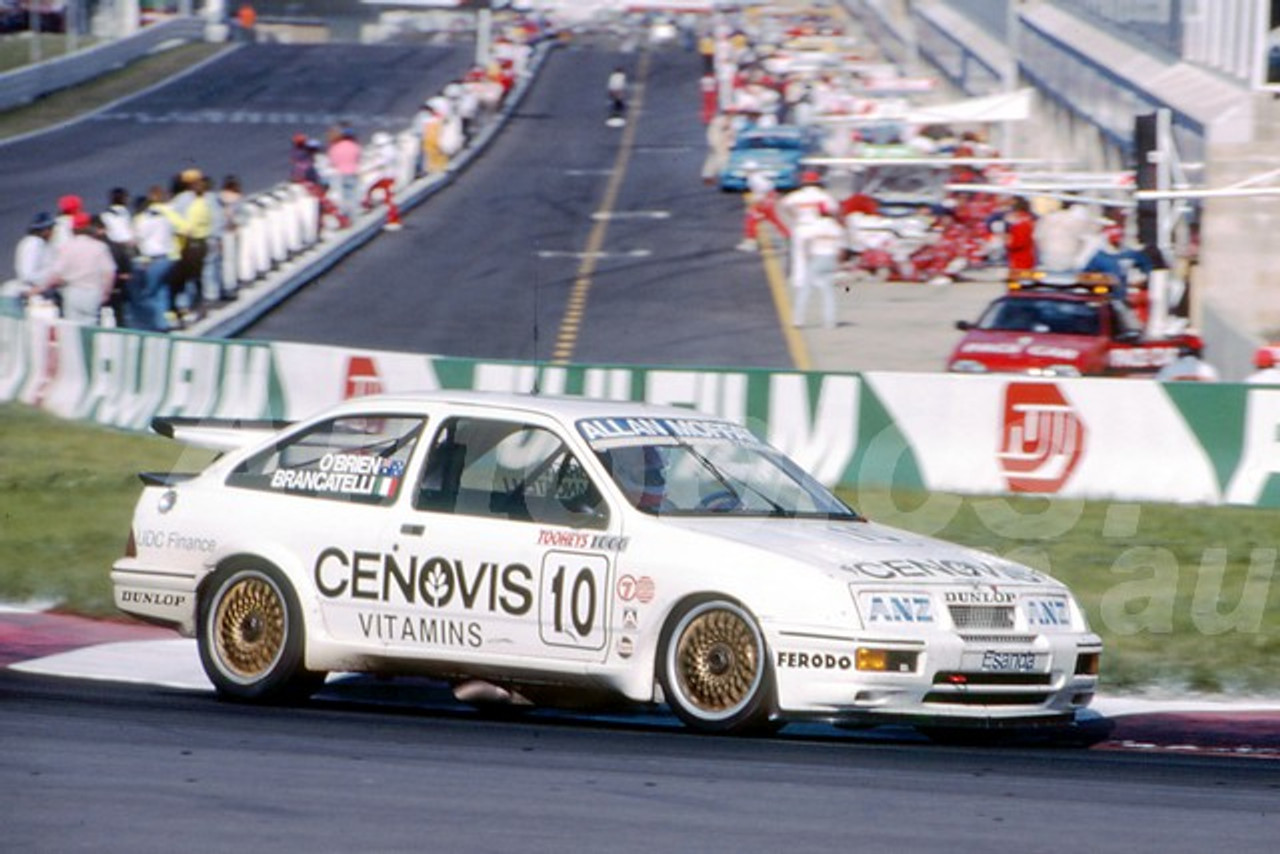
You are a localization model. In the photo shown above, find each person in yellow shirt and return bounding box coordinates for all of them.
[168,169,211,323]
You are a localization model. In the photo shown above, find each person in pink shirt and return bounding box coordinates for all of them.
[327,124,363,225]
[32,211,116,324]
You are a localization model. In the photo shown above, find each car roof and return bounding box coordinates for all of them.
[317,390,713,425]
[999,290,1104,303]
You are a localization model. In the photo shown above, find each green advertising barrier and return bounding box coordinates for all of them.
[5,315,1280,506]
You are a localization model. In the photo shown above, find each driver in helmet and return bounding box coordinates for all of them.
[607,445,669,512]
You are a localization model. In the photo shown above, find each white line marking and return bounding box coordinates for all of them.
[537,249,652,259]
[590,210,671,221]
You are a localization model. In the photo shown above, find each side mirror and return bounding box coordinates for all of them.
[955,320,972,331]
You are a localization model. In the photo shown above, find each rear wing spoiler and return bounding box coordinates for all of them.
[150,416,294,454]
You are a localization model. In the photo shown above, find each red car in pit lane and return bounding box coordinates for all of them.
[947,274,1199,377]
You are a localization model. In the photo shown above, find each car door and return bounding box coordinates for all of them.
[379,413,619,671]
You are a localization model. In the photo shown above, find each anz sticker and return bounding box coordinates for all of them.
[861,592,934,625]
[1024,597,1072,628]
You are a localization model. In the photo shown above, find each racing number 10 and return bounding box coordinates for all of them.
[539,553,608,651]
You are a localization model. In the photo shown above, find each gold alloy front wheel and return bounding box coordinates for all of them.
[661,599,774,733]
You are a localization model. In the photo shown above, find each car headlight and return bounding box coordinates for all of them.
[949,359,988,373]
[1028,364,1082,377]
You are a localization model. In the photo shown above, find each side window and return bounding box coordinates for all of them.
[226,415,424,505]
[416,417,606,528]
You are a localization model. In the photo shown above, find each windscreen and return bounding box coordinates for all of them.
[577,416,857,519]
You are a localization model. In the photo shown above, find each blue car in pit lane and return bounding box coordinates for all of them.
[719,124,819,192]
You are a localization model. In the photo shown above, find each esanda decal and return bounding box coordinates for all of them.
[314,548,534,615]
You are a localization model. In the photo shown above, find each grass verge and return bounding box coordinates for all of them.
[0,403,213,616]
[0,40,225,141]
[2,402,1277,695]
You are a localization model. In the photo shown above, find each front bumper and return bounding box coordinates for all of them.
[771,628,1102,725]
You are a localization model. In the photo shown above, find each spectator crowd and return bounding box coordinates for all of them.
[3,25,536,333]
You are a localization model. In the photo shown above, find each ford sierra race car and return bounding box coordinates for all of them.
[112,392,1101,735]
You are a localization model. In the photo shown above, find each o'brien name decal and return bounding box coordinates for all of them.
[842,558,1044,583]
[271,454,404,498]
[577,417,761,446]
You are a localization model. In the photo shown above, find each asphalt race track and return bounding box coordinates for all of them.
[238,43,795,368]
[0,42,472,281]
[2,666,1278,853]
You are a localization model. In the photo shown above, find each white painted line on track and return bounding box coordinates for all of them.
[0,600,58,614]
[536,249,652,259]
[590,210,671,221]
[11,639,212,691]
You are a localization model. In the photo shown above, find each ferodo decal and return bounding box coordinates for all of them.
[996,382,1085,494]
[776,652,853,670]
[313,548,534,615]
[272,454,405,498]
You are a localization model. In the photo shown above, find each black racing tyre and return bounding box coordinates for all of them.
[198,563,325,703]
[658,597,777,735]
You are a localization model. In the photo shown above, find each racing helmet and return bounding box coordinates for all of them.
[607,445,667,511]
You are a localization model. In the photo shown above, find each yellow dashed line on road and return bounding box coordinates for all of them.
[551,51,652,365]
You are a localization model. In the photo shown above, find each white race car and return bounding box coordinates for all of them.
[112,392,1101,735]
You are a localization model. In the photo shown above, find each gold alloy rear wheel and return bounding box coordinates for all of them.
[662,599,773,733]
[212,574,287,681]
[198,563,323,702]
